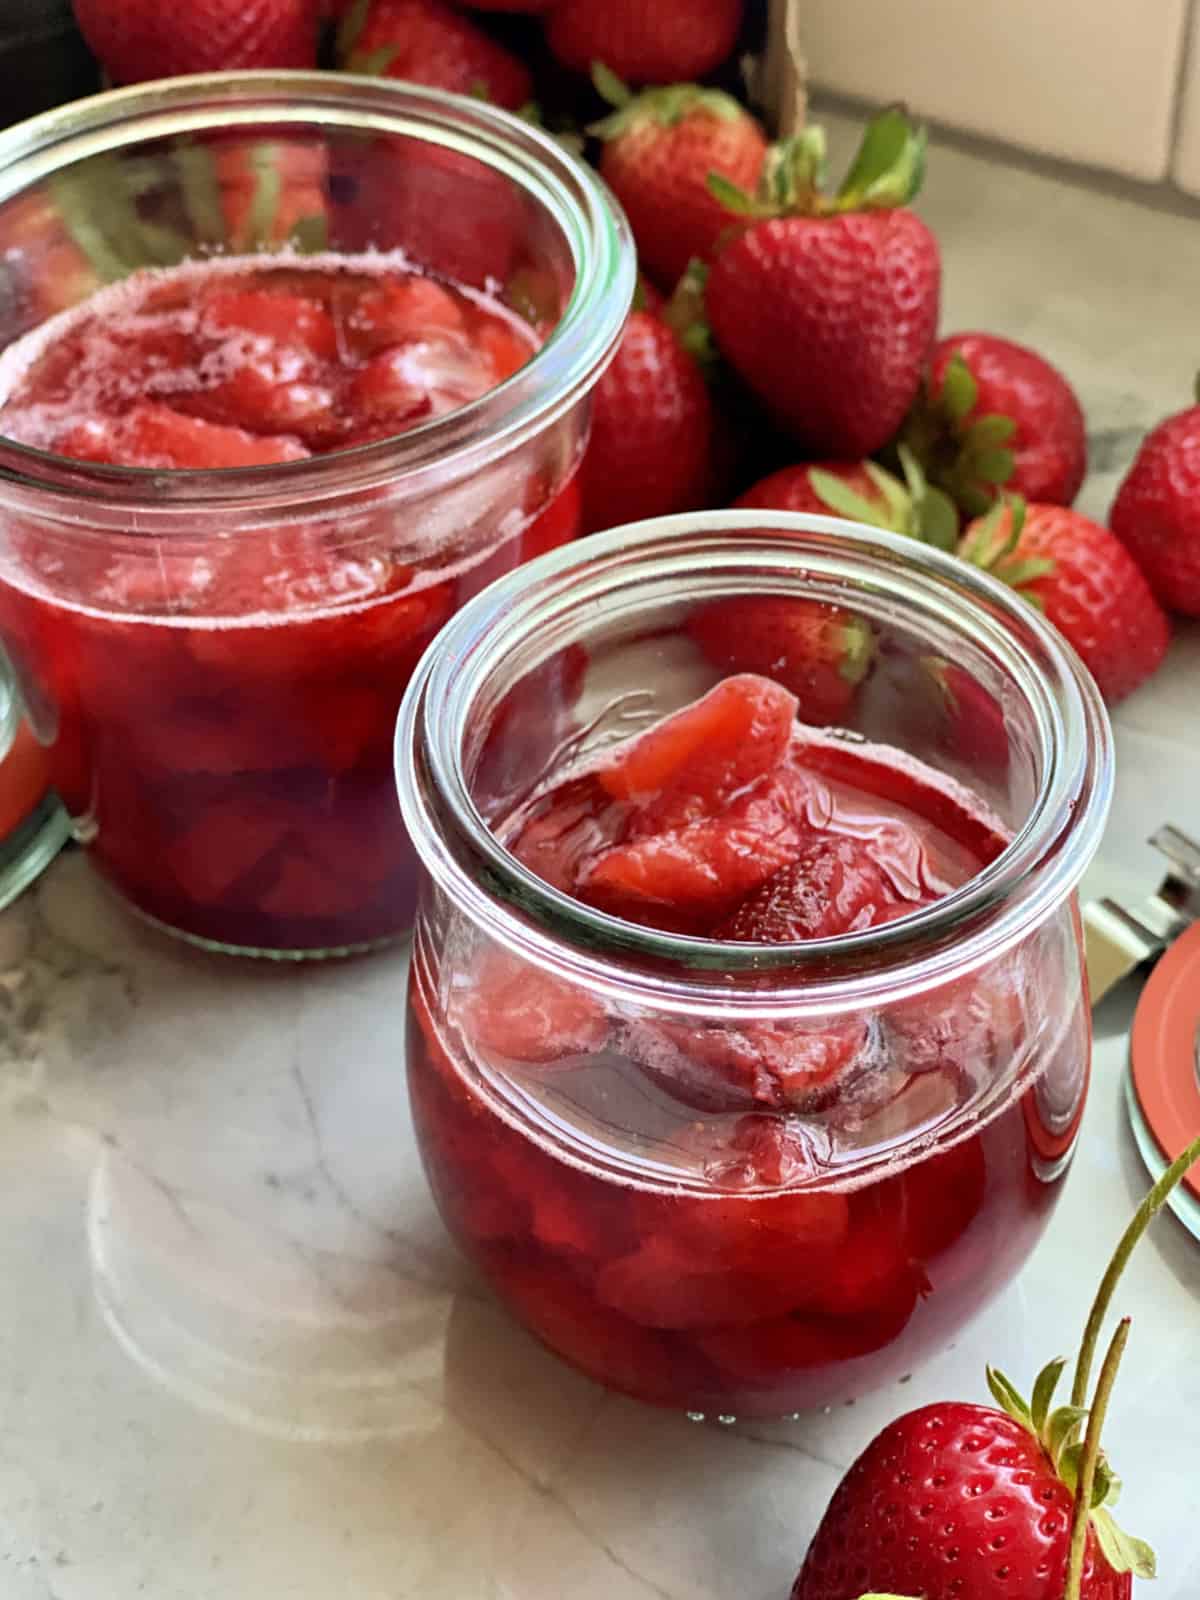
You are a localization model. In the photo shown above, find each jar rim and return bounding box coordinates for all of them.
[396,512,1114,1018]
[0,71,633,526]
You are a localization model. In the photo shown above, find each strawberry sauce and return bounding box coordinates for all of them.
[0,255,579,952]
[408,673,1089,1416]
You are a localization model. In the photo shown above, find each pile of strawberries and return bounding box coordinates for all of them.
[69,0,1200,712]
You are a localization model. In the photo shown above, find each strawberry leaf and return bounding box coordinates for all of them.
[863,461,913,524]
[591,61,633,111]
[1091,1508,1157,1580]
[974,446,1016,485]
[918,486,960,551]
[966,413,1017,449]
[1059,1441,1115,1505]
[288,213,329,254]
[348,43,402,76]
[335,0,371,60]
[1031,1355,1068,1437]
[938,354,978,423]
[810,470,891,528]
[707,172,764,216]
[836,106,927,209]
[1046,1403,1088,1468]
[985,1366,1032,1430]
[172,142,225,246]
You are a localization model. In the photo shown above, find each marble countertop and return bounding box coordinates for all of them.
[4,114,1200,1599]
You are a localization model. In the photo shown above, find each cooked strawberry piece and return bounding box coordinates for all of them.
[163,801,287,904]
[256,849,366,921]
[183,361,337,444]
[670,1185,850,1274]
[715,836,898,942]
[463,948,607,1065]
[632,1012,872,1113]
[687,597,874,727]
[594,673,798,825]
[580,764,814,919]
[810,1200,923,1320]
[595,1233,823,1331]
[341,277,465,355]
[496,1260,685,1406]
[698,1276,922,1385]
[346,348,437,427]
[892,1136,988,1260]
[203,288,338,360]
[57,405,310,469]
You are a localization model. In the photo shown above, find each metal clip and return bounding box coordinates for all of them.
[1084,826,1200,1004]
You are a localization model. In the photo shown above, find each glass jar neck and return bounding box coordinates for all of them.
[397,514,1114,1017]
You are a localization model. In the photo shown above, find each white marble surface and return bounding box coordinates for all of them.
[4,115,1200,1599]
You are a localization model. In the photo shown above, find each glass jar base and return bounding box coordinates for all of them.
[118,892,409,963]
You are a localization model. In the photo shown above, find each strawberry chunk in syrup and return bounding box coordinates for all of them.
[594,673,798,827]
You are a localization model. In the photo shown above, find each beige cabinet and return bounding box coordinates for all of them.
[799,0,1192,183]
[1174,2,1200,194]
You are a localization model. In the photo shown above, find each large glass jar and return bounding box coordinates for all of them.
[397,513,1113,1419]
[0,72,632,958]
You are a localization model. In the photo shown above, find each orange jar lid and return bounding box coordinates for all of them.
[1128,920,1200,1235]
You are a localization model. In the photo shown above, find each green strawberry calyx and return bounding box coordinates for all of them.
[987,1130,1200,1595]
[707,104,927,220]
[808,445,959,551]
[661,258,719,371]
[900,352,1018,517]
[588,64,749,140]
[955,495,1055,607]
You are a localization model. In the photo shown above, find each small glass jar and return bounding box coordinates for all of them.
[0,72,632,958]
[397,513,1113,1419]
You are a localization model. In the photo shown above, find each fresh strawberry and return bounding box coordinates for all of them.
[959,498,1170,704]
[705,110,940,457]
[337,0,532,109]
[589,71,767,289]
[579,308,713,534]
[1109,390,1200,616]
[687,596,875,726]
[467,0,557,9]
[546,0,743,85]
[901,332,1087,516]
[920,657,1010,773]
[792,1134,1200,1600]
[735,448,960,548]
[72,0,318,83]
[715,838,898,941]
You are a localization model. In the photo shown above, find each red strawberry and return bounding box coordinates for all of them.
[590,73,767,289]
[902,332,1088,516]
[1109,393,1200,616]
[705,111,940,457]
[735,449,959,548]
[579,309,713,534]
[547,0,743,85]
[687,596,875,727]
[338,0,532,110]
[793,1134,1200,1600]
[467,0,557,9]
[959,498,1170,704]
[72,0,318,83]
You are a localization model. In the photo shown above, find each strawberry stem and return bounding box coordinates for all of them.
[1063,1317,1130,1600]
[1070,1131,1200,1409]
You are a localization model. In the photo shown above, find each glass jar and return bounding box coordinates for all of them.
[0,71,633,958]
[397,512,1113,1419]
